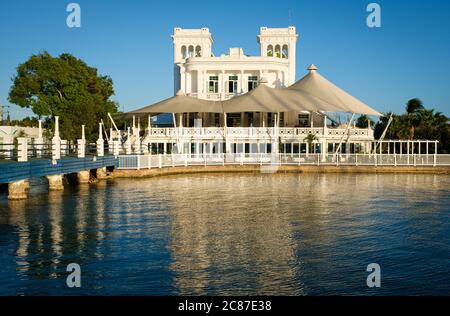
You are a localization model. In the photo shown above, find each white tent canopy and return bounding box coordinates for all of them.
[222,84,334,113]
[126,65,382,116]
[127,90,223,115]
[288,64,382,116]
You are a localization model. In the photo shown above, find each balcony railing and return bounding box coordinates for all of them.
[144,127,374,140]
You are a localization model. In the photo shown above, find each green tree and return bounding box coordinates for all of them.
[374,99,449,153]
[355,114,374,129]
[8,52,118,141]
[406,98,424,114]
[304,133,318,153]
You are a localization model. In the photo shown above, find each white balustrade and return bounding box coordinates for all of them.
[117,153,450,170]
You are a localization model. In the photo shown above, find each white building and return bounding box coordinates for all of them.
[173,26,298,99]
[127,26,380,157]
[172,26,299,127]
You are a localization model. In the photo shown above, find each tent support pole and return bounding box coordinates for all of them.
[372,113,393,154]
[334,113,355,156]
[107,112,124,143]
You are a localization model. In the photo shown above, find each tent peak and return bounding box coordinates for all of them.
[307,64,318,72]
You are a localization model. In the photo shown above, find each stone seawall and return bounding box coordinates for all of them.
[112,165,450,179]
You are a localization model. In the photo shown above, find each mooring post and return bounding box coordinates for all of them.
[97,123,104,157]
[77,125,86,158]
[17,137,28,162]
[52,116,61,162]
[35,120,44,158]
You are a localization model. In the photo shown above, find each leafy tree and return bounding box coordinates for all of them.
[9,116,39,127]
[9,52,118,141]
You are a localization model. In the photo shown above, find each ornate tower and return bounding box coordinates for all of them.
[258,26,298,85]
[172,27,213,94]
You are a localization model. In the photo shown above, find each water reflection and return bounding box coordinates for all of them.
[0,173,449,295]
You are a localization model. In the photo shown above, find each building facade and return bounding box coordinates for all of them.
[135,26,376,157]
[172,26,300,127]
[172,26,298,99]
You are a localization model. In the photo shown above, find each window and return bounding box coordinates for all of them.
[282,45,288,59]
[195,46,202,57]
[228,75,238,94]
[267,45,273,57]
[181,46,187,59]
[188,46,194,58]
[298,114,309,127]
[248,76,258,91]
[208,76,219,93]
[275,45,281,58]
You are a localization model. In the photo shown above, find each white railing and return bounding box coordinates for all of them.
[206,93,221,100]
[145,127,373,140]
[118,154,450,170]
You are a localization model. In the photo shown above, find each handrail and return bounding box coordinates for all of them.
[117,153,450,170]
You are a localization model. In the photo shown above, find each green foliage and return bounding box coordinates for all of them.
[8,116,39,127]
[374,99,450,153]
[8,52,118,141]
[355,115,375,129]
[304,133,318,153]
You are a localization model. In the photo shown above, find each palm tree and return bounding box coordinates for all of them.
[406,98,424,114]
[403,98,425,139]
[355,114,375,129]
[304,133,318,154]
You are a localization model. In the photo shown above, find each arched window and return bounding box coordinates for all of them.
[188,45,194,58]
[181,46,187,59]
[267,45,273,57]
[282,45,288,59]
[195,45,202,57]
[275,45,281,58]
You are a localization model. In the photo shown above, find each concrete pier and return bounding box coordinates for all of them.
[96,167,109,180]
[47,174,64,191]
[8,180,28,200]
[77,171,90,184]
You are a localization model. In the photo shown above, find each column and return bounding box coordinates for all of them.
[47,174,64,191]
[77,171,90,184]
[52,116,61,161]
[97,123,104,157]
[35,120,44,158]
[17,138,28,162]
[8,180,28,200]
[96,167,109,180]
[220,70,225,100]
[321,139,327,162]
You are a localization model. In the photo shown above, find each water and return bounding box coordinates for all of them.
[0,173,449,296]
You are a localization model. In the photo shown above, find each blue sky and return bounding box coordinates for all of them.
[0,0,449,119]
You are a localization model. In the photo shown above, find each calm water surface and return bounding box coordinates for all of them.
[0,173,449,295]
